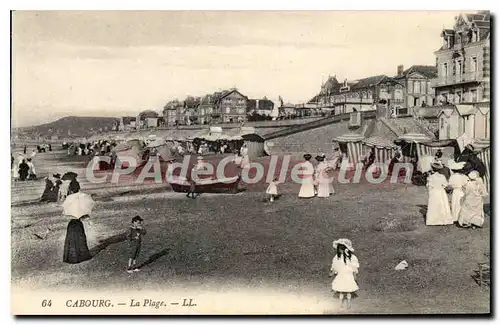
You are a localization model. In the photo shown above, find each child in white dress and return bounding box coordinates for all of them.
[266,177,279,202]
[329,238,359,309]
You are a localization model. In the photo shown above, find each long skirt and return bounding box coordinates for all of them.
[298,182,315,198]
[63,219,92,264]
[316,182,330,198]
[458,194,485,227]
[426,188,453,226]
[451,188,464,222]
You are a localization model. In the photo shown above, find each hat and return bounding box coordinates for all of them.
[333,238,354,252]
[53,173,61,178]
[468,170,480,180]
[466,144,475,151]
[315,155,325,161]
[132,215,144,223]
[303,154,312,160]
[431,162,443,170]
[197,156,204,160]
[448,161,466,171]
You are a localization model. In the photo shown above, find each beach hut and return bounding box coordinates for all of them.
[471,138,491,194]
[334,132,365,165]
[114,140,145,169]
[362,136,397,164]
[241,133,266,159]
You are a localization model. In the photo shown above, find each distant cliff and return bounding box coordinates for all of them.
[13,116,120,138]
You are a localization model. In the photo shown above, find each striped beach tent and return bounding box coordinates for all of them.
[334,132,365,165]
[362,136,397,164]
[473,139,491,194]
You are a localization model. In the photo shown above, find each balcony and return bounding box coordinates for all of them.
[432,72,483,87]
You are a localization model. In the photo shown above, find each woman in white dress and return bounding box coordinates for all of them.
[426,162,453,226]
[448,162,469,223]
[458,171,488,229]
[315,155,330,198]
[240,144,250,169]
[329,238,359,309]
[298,154,315,198]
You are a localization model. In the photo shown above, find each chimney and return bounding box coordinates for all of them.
[397,65,404,77]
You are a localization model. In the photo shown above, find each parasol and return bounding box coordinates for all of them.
[62,172,78,181]
[62,192,95,218]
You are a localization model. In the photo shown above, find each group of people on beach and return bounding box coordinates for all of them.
[426,144,488,229]
[12,153,37,181]
[40,173,81,203]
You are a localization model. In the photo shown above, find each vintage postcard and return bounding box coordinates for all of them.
[10,10,491,315]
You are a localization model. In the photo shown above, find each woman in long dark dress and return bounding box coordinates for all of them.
[18,160,29,181]
[63,214,92,264]
[40,178,55,202]
[68,178,81,195]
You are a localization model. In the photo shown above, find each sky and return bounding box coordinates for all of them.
[11,10,463,127]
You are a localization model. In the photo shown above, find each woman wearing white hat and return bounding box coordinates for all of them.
[314,154,331,198]
[448,161,469,222]
[426,162,453,226]
[457,170,488,229]
[329,238,359,309]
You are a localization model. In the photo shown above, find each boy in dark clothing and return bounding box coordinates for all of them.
[127,216,147,273]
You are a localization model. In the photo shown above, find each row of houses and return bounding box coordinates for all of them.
[118,89,278,131]
[309,10,490,141]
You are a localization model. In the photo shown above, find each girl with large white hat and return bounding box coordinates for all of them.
[329,238,359,309]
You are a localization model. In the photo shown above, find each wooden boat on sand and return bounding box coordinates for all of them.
[168,175,241,194]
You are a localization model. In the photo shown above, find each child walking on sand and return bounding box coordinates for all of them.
[266,177,280,202]
[329,238,359,309]
[127,216,147,273]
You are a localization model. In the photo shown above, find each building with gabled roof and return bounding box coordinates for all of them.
[394,64,438,112]
[432,11,490,108]
[311,74,404,117]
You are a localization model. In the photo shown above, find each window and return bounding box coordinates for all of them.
[421,81,426,93]
[456,60,463,76]
[225,107,230,114]
[471,89,478,102]
[456,91,462,103]
[394,89,403,102]
[413,81,420,94]
[443,63,448,77]
[408,81,413,93]
[471,57,478,72]
[427,81,432,94]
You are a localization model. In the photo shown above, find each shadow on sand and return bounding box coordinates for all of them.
[417,204,427,223]
[90,232,128,257]
[137,248,170,269]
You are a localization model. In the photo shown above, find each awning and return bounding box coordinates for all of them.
[146,139,167,148]
[362,136,395,148]
[397,133,432,142]
[334,132,364,143]
[241,133,265,143]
